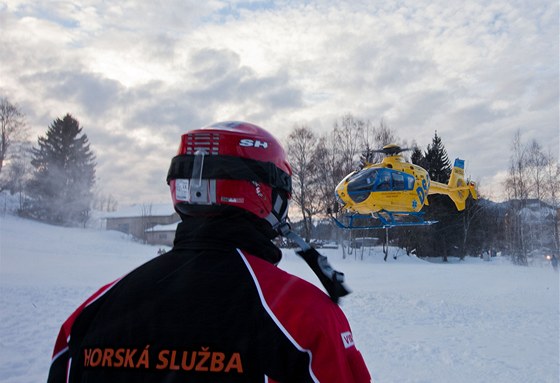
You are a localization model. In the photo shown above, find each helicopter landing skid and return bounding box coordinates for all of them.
[332,210,437,230]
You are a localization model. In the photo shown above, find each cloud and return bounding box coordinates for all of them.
[22,70,124,116]
[0,0,557,205]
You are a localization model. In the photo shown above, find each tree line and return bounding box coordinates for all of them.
[1,96,558,263]
[285,114,559,263]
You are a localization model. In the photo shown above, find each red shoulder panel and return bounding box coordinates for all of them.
[239,250,371,383]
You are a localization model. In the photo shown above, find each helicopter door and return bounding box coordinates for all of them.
[391,171,415,191]
[372,169,404,191]
[376,170,392,191]
[392,172,405,190]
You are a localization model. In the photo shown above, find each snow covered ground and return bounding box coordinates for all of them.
[0,214,558,383]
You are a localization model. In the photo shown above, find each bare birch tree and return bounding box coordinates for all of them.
[286,125,321,241]
[526,139,548,202]
[0,97,28,174]
[505,130,529,202]
[333,114,367,175]
[362,118,398,164]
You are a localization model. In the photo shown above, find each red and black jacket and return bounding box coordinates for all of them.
[47,215,371,382]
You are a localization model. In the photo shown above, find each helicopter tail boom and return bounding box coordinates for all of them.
[429,159,477,211]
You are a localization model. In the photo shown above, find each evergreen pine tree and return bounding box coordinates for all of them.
[401,133,461,261]
[423,132,460,260]
[424,131,451,183]
[410,146,427,169]
[27,114,96,225]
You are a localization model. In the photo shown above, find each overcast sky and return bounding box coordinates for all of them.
[1,0,558,206]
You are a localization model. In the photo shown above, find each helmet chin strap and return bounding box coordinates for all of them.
[277,223,351,304]
[264,189,289,230]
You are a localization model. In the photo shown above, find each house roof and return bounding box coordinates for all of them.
[103,203,176,219]
[147,222,179,232]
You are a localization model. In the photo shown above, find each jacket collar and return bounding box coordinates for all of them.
[173,215,282,264]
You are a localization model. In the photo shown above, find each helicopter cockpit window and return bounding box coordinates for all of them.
[391,172,415,190]
[406,174,415,190]
[376,170,391,191]
[392,173,405,190]
[347,168,378,203]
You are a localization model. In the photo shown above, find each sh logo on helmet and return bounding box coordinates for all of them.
[239,139,268,149]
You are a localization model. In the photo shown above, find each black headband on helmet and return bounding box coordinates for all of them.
[166,154,292,193]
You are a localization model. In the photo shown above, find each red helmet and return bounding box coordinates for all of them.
[167,121,292,230]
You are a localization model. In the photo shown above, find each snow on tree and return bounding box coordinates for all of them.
[26,114,96,225]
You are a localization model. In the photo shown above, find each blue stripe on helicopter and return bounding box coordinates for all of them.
[454,159,465,169]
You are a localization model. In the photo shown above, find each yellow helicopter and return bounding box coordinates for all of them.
[333,144,478,229]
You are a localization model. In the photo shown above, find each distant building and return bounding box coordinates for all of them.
[103,204,179,245]
[145,223,178,247]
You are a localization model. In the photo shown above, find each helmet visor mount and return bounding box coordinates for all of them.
[167,154,291,194]
[173,150,217,205]
[167,152,292,228]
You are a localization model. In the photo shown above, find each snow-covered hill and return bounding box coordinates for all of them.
[0,214,558,383]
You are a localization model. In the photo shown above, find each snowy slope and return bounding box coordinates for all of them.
[0,214,558,383]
